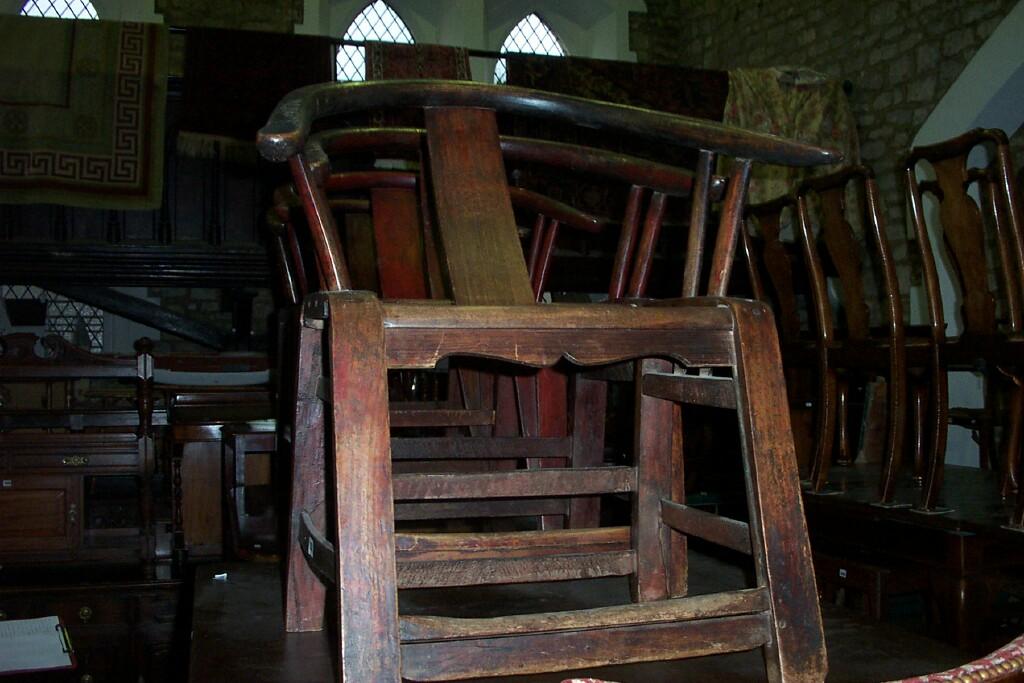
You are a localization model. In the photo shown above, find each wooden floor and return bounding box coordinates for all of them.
[189,552,970,682]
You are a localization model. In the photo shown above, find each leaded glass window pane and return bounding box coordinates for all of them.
[337,1,414,82]
[1,285,104,352]
[20,0,98,19]
[494,13,565,84]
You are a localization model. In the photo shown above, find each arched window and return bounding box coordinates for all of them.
[494,13,566,84]
[1,285,104,351]
[337,1,414,82]
[20,0,98,19]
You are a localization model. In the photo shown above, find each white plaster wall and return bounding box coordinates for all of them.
[299,1,645,82]
[299,0,643,70]
[910,0,1024,466]
[2,0,646,74]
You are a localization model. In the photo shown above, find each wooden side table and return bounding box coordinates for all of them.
[165,388,273,561]
[221,421,278,557]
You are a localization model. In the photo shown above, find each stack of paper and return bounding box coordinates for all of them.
[0,616,74,675]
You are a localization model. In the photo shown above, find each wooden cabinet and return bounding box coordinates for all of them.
[0,335,158,573]
[0,578,182,683]
[0,433,152,567]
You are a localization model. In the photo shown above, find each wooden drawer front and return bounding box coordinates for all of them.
[10,451,140,472]
[0,582,181,683]
[0,476,78,552]
[1,432,139,454]
[2,432,140,472]
[0,599,129,638]
[42,595,133,628]
[66,626,135,683]
[0,582,181,630]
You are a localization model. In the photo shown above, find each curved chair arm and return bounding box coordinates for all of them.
[310,127,726,199]
[257,79,842,168]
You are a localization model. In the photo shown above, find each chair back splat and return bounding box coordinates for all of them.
[258,79,840,682]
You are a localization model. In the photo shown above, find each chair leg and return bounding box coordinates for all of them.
[285,323,327,632]
[1000,377,1022,498]
[918,349,949,511]
[1006,368,1024,528]
[731,302,827,682]
[878,357,907,505]
[632,358,676,603]
[835,378,852,466]
[538,369,569,528]
[515,369,569,530]
[492,374,520,472]
[808,359,838,493]
[326,292,401,681]
[669,399,687,597]
[1012,467,1024,529]
[492,374,515,433]
[459,366,495,437]
[911,383,928,484]
[568,374,607,529]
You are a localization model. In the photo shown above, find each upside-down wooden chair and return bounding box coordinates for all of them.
[268,126,729,529]
[258,79,838,681]
[904,128,1024,515]
[738,195,822,478]
[795,165,929,505]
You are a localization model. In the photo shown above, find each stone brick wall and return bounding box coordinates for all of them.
[630,0,1020,296]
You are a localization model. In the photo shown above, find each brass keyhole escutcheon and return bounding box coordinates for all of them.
[78,606,93,623]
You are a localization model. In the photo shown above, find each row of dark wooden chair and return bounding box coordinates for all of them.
[740,129,1024,526]
[257,79,839,681]
[740,133,1024,651]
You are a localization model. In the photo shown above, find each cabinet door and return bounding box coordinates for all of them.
[0,475,80,553]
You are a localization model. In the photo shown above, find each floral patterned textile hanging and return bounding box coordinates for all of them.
[723,67,859,204]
